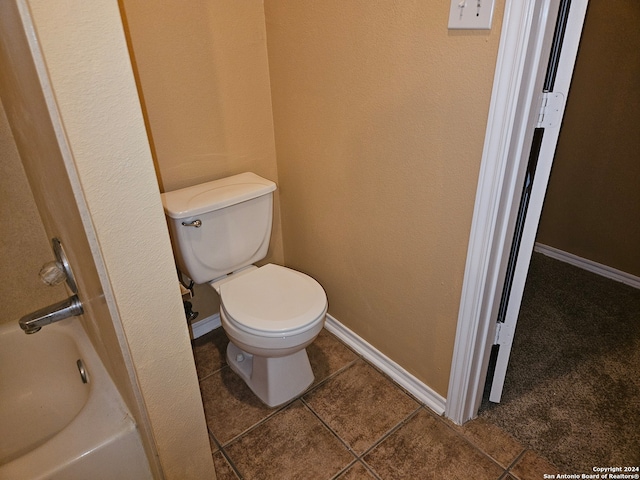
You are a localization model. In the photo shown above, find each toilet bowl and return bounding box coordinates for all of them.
[213,263,327,407]
[161,172,328,407]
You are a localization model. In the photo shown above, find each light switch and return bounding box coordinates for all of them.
[448,0,496,30]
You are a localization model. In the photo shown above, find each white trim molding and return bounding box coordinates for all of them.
[445,0,546,425]
[446,0,589,424]
[190,312,447,414]
[325,315,446,416]
[190,313,220,339]
[535,243,640,290]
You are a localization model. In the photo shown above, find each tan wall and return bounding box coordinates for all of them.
[118,1,505,397]
[120,0,284,313]
[0,101,67,325]
[119,0,283,256]
[537,0,640,277]
[265,0,505,396]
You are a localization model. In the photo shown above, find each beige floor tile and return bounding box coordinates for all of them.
[199,327,357,445]
[451,416,525,468]
[212,451,239,480]
[307,329,358,386]
[225,400,354,480]
[336,461,379,479]
[364,409,505,480]
[200,366,276,445]
[192,328,228,379]
[304,359,420,454]
[509,450,558,480]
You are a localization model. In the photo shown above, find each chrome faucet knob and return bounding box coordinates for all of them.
[39,261,67,287]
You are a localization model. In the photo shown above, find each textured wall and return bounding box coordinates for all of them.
[120,0,285,313]
[119,1,278,192]
[0,101,67,325]
[21,1,216,477]
[118,0,506,397]
[265,0,505,395]
[537,0,640,276]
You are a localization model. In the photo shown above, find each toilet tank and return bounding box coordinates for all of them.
[161,172,277,284]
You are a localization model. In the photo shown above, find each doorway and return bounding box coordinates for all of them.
[479,0,640,471]
[445,0,589,425]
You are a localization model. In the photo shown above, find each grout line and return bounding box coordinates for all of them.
[300,396,359,460]
[359,458,383,480]
[208,429,244,480]
[431,412,512,475]
[356,355,428,406]
[448,418,523,467]
[217,446,244,480]
[300,355,423,461]
[218,397,296,448]
[212,351,361,449]
[300,363,427,478]
[199,330,518,479]
[324,317,446,415]
[504,448,528,479]
[303,357,360,397]
[212,353,431,477]
[329,459,359,480]
[197,365,224,383]
[208,429,223,451]
[323,330,431,408]
[358,406,423,459]
[330,459,382,480]
[360,459,383,480]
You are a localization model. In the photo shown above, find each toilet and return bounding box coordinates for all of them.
[161,172,327,407]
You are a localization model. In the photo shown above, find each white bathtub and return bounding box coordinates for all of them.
[0,318,153,480]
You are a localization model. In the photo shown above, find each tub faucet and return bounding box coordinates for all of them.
[19,295,84,334]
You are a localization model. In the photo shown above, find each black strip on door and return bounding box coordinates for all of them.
[494,0,573,326]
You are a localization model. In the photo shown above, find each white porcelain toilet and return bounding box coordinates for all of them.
[161,172,327,407]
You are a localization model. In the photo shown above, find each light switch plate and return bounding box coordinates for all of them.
[448,0,495,30]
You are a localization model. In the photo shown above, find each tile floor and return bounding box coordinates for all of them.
[193,328,557,480]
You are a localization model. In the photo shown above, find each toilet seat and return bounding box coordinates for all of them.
[219,264,327,338]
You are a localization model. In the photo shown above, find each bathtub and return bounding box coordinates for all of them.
[0,318,153,480]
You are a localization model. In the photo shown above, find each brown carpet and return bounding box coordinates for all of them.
[480,252,640,472]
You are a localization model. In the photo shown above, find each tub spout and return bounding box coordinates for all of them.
[19,295,84,334]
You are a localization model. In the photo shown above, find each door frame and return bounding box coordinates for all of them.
[445,0,589,424]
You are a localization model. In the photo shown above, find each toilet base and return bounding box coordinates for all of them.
[226,341,314,407]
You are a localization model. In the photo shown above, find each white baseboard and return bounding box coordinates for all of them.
[190,313,220,339]
[324,314,446,416]
[534,243,640,290]
[191,311,447,415]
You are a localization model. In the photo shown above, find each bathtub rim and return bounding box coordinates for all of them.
[0,319,152,480]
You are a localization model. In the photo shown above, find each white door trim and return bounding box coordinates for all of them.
[445,0,549,425]
[445,0,588,424]
[488,0,588,402]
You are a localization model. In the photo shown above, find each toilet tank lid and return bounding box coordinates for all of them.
[161,172,276,219]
